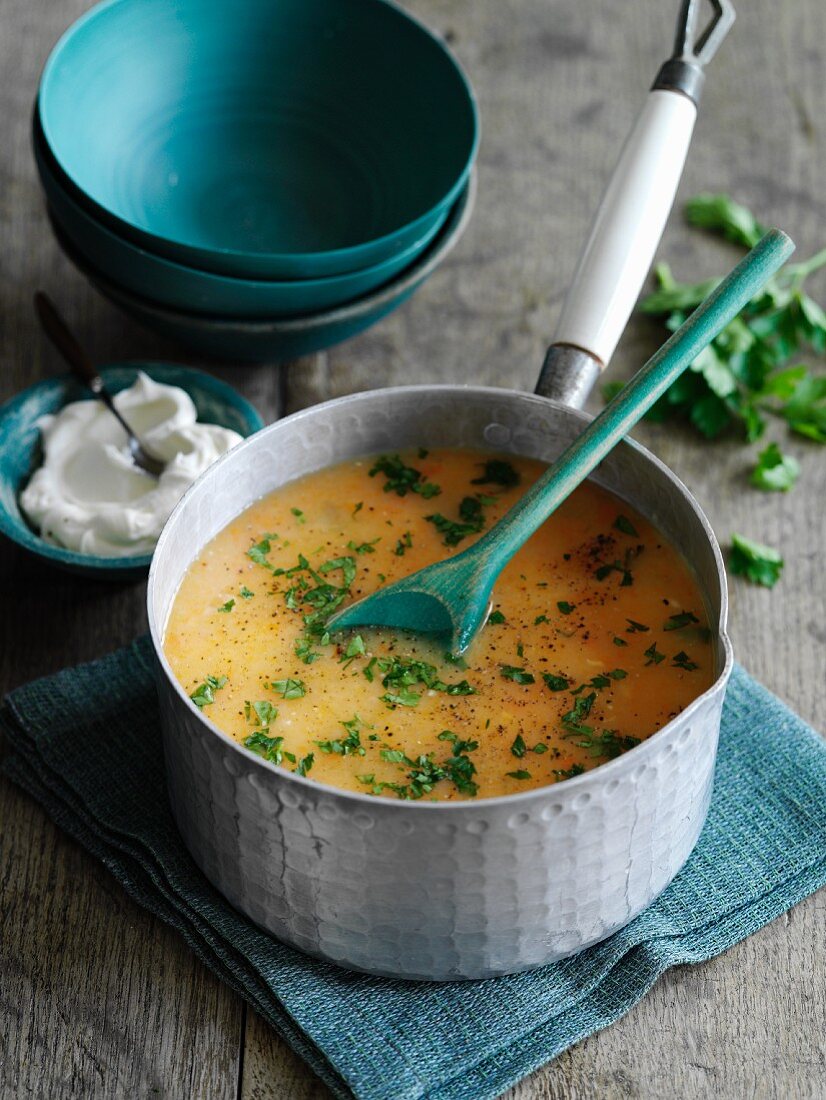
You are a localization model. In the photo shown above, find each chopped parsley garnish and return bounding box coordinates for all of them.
[295,637,322,664]
[244,700,278,728]
[510,733,527,758]
[217,599,235,613]
[341,635,366,663]
[244,731,295,766]
[291,507,306,524]
[393,531,413,556]
[190,675,227,708]
[595,556,634,586]
[247,534,278,569]
[294,753,314,776]
[561,691,596,734]
[488,609,506,625]
[534,614,549,625]
[347,539,380,554]
[643,643,665,666]
[362,657,377,682]
[500,664,535,685]
[542,672,569,692]
[751,442,800,492]
[316,716,367,756]
[505,770,531,781]
[613,515,639,537]
[626,619,650,633]
[609,668,628,680]
[271,678,307,700]
[730,533,784,587]
[426,495,490,547]
[532,743,549,754]
[553,764,585,781]
[376,655,476,704]
[613,636,629,647]
[471,459,520,488]
[672,651,700,671]
[664,611,700,631]
[369,453,441,498]
[281,553,356,638]
[557,600,575,614]
[239,586,254,599]
[364,733,479,798]
[381,689,422,708]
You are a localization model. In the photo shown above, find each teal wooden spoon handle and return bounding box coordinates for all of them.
[477,229,794,570]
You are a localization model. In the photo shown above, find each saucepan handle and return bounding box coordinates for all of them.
[536,0,736,408]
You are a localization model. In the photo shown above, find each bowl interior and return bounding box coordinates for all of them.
[0,364,264,575]
[40,0,477,260]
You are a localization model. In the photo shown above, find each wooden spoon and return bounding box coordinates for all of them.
[327,229,794,653]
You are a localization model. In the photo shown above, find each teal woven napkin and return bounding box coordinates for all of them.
[2,637,824,1100]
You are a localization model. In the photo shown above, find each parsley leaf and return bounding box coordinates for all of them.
[393,531,413,556]
[271,678,307,700]
[244,731,292,765]
[505,770,531,780]
[553,763,585,781]
[426,495,492,547]
[542,672,569,692]
[190,675,227,708]
[488,609,506,625]
[244,700,278,728]
[730,533,784,587]
[511,733,527,758]
[316,715,367,757]
[750,442,800,491]
[369,454,441,498]
[663,611,699,631]
[294,753,314,776]
[239,586,254,599]
[217,599,235,613]
[470,459,520,488]
[557,600,575,614]
[613,515,639,537]
[500,664,535,685]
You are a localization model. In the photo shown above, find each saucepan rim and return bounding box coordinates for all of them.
[147,383,734,811]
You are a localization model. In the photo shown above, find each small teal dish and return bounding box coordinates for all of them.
[0,364,264,580]
[48,176,476,363]
[33,112,447,318]
[38,0,478,280]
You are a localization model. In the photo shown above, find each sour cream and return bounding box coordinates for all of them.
[20,372,244,557]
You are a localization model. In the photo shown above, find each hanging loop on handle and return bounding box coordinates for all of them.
[536,0,736,408]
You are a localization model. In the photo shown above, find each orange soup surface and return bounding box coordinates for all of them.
[164,448,714,800]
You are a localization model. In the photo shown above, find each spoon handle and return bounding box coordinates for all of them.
[34,292,137,440]
[478,229,794,570]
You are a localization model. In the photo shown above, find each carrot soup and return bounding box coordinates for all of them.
[164,448,714,800]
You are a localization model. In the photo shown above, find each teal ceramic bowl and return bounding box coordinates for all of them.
[34,113,447,319]
[38,0,478,280]
[0,364,264,579]
[47,175,476,363]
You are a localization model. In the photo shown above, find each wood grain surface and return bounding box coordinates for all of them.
[1,0,823,1097]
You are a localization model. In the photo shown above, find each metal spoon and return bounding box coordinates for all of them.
[34,292,165,478]
[327,230,794,654]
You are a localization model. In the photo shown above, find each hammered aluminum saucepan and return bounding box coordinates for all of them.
[148,0,736,979]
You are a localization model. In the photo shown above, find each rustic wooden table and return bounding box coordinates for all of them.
[1,0,824,1096]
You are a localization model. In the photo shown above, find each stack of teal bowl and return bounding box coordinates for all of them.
[33,0,478,362]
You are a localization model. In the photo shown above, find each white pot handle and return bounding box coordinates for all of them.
[537,0,736,407]
[553,89,696,366]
